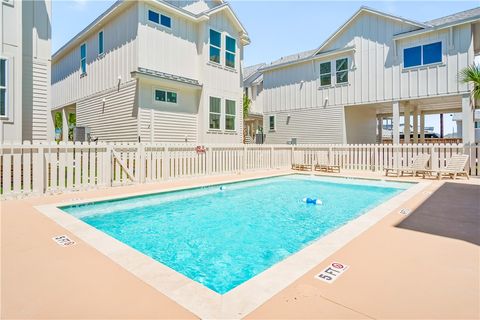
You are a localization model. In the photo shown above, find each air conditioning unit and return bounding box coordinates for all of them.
[73,127,91,142]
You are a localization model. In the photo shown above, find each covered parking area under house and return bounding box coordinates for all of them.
[344,93,477,145]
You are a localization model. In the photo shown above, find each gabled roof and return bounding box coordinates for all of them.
[312,6,427,55]
[243,63,265,84]
[53,0,249,61]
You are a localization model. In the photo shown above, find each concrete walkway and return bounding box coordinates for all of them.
[1,171,479,319]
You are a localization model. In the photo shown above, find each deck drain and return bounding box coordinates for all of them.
[52,235,76,247]
[315,262,349,283]
[399,208,411,215]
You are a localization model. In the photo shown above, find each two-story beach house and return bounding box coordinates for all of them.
[52,0,249,143]
[0,0,52,142]
[260,7,480,145]
[243,63,264,143]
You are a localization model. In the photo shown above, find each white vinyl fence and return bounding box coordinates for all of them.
[0,142,478,198]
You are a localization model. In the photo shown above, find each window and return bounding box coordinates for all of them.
[404,46,421,68]
[269,115,275,131]
[148,9,171,28]
[209,97,221,129]
[225,35,236,68]
[404,42,442,68]
[225,99,236,130]
[160,14,171,28]
[209,29,221,64]
[148,10,159,24]
[98,31,104,55]
[335,58,348,84]
[80,43,87,74]
[0,58,7,116]
[423,42,442,65]
[154,89,177,104]
[319,61,331,86]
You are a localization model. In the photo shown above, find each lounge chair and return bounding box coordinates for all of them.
[291,151,312,171]
[422,154,470,180]
[385,153,430,177]
[314,152,340,173]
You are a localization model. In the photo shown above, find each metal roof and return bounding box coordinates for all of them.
[134,67,202,86]
[426,7,480,27]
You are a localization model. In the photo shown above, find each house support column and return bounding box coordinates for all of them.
[392,101,400,145]
[62,107,69,142]
[413,106,419,144]
[377,116,383,144]
[420,112,425,143]
[404,103,411,144]
[462,93,475,144]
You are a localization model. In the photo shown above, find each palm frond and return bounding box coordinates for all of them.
[459,64,480,100]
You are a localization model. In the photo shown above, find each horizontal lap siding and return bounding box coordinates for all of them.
[264,106,344,144]
[32,62,49,140]
[139,108,198,143]
[76,80,138,142]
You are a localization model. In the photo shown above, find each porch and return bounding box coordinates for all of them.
[344,93,477,145]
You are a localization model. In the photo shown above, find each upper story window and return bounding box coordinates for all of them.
[0,58,7,116]
[98,31,104,55]
[209,97,221,129]
[269,115,275,131]
[155,89,177,104]
[225,99,236,130]
[80,43,87,75]
[335,58,348,84]
[225,35,236,68]
[404,41,442,68]
[209,29,221,64]
[148,9,171,28]
[319,61,331,86]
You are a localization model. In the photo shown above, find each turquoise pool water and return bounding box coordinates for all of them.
[61,175,410,294]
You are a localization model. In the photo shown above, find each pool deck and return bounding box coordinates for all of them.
[1,170,479,319]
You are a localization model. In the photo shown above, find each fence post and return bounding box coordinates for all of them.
[270,146,274,169]
[430,145,438,170]
[136,143,145,183]
[104,143,112,186]
[206,145,212,175]
[242,145,247,172]
[33,143,45,194]
[291,145,294,168]
[163,146,170,180]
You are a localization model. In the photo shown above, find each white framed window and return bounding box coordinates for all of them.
[225,35,236,68]
[154,89,177,104]
[98,30,104,55]
[148,9,171,28]
[335,58,348,84]
[209,29,221,64]
[209,97,221,129]
[225,99,236,131]
[319,61,331,86]
[0,58,7,116]
[80,43,87,75]
[269,115,275,131]
[403,41,442,68]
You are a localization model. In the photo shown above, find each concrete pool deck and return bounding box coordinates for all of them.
[1,170,479,319]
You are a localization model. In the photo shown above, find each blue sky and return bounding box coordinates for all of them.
[52,0,479,134]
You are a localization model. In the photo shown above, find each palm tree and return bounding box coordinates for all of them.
[459,64,480,106]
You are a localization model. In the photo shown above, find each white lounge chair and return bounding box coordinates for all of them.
[314,152,340,173]
[385,153,431,177]
[422,154,470,180]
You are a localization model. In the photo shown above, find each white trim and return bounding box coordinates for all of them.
[402,41,444,70]
[97,30,104,56]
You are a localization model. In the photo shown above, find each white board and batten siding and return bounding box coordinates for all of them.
[263,11,475,144]
[52,3,139,109]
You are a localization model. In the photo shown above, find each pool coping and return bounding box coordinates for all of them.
[34,173,431,319]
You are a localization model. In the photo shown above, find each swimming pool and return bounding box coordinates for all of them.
[61,175,410,294]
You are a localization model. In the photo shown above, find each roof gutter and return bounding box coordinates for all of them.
[260,46,356,73]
